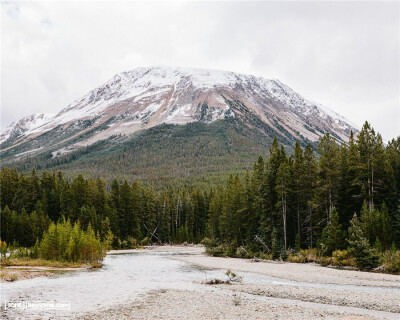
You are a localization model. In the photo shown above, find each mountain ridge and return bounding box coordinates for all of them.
[1,66,357,147]
[0,66,359,184]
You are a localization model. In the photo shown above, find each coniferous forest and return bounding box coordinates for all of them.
[1,121,399,271]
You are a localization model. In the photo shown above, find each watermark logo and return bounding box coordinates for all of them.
[4,301,71,311]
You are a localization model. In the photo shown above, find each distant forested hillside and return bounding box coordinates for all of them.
[2,120,303,189]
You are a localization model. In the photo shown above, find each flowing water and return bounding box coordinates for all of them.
[1,249,399,319]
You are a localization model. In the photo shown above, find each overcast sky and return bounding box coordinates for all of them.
[1,1,399,140]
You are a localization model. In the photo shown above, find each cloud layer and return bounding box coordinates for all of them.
[1,1,399,139]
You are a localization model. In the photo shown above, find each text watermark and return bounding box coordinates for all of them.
[4,301,71,311]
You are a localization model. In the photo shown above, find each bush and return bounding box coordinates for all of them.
[235,247,248,258]
[206,245,225,257]
[382,250,400,274]
[126,236,138,249]
[201,237,217,248]
[280,249,288,261]
[332,250,348,266]
[140,237,149,246]
[224,245,237,257]
[299,248,318,262]
[259,252,273,260]
[318,256,332,267]
[287,254,306,263]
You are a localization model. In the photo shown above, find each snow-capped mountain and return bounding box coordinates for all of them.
[0,66,357,161]
[0,113,54,145]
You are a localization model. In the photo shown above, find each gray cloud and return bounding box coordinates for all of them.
[1,1,399,139]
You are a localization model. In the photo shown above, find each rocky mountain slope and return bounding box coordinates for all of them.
[0,66,358,184]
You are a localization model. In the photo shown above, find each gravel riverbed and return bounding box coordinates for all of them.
[77,289,371,320]
[74,247,400,319]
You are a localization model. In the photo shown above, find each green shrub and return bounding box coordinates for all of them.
[299,248,318,262]
[332,250,349,266]
[140,237,149,246]
[259,252,273,260]
[224,246,236,257]
[280,249,288,261]
[206,245,225,257]
[287,254,306,263]
[382,250,400,274]
[201,237,217,248]
[126,236,138,249]
[235,247,248,258]
[318,256,332,267]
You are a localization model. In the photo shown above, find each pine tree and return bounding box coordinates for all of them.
[319,207,343,256]
[338,131,362,228]
[347,213,378,269]
[119,181,133,239]
[292,141,304,247]
[243,170,257,245]
[261,138,282,245]
[110,179,120,210]
[276,157,290,250]
[0,168,19,210]
[302,143,318,248]
[378,202,392,250]
[26,169,41,213]
[386,137,400,214]
[0,206,13,244]
[130,181,141,239]
[252,156,266,245]
[220,175,235,243]
[357,122,386,212]
[317,133,340,221]
[360,200,371,240]
[71,174,89,214]
[207,186,224,240]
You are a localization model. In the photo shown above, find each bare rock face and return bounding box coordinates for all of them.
[0,66,357,157]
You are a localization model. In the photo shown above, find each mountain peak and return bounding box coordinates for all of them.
[1,66,358,161]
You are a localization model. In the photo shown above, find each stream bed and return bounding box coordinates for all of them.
[1,248,399,319]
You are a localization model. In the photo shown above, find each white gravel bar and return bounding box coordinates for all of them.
[75,246,400,320]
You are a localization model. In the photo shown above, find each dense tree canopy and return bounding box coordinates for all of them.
[1,122,399,259]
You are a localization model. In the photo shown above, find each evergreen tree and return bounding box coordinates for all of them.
[119,181,133,239]
[292,141,304,247]
[207,185,224,240]
[276,156,290,250]
[302,143,318,248]
[319,207,343,256]
[338,131,362,228]
[357,122,386,212]
[317,133,340,220]
[347,213,378,269]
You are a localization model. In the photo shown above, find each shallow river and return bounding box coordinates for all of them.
[1,249,399,319]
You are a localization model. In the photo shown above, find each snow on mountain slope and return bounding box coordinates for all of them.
[0,113,54,144]
[0,66,358,158]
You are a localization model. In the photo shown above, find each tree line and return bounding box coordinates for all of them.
[1,121,399,262]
